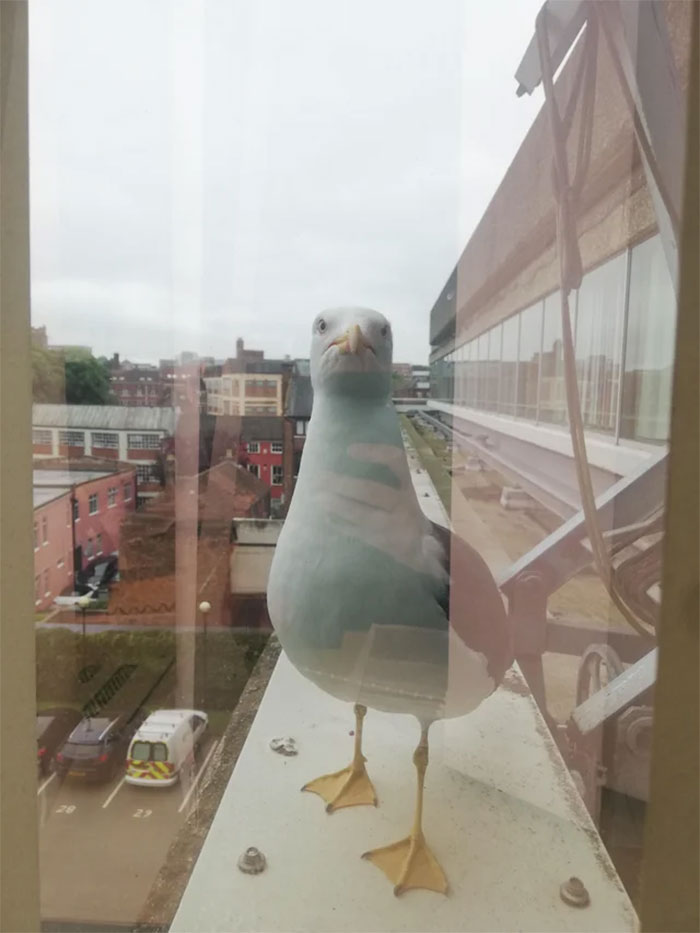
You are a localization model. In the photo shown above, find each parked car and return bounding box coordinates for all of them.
[126,709,208,787]
[55,714,136,782]
[53,585,99,608]
[36,707,83,776]
[77,555,118,593]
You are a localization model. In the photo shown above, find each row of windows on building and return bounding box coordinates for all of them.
[247,442,283,454]
[430,235,675,444]
[32,430,163,449]
[247,464,284,484]
[207,378,279,393]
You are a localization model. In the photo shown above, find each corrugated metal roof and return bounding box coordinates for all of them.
[32,404,176,432]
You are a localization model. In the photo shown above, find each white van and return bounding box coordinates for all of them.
[125,709,208,787]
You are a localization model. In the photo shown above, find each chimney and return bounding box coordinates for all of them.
[236,338,244,359]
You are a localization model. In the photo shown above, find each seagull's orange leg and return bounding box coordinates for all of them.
[362,722,447,896]
[302,703,378,813]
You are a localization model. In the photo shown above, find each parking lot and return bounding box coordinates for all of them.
[38,734,219,927]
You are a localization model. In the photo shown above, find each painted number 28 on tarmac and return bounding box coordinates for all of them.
[133,809,153,819]
[55,805,76,814]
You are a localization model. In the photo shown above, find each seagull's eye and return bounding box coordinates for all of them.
[380,324,389,338]
[317,318,327,334]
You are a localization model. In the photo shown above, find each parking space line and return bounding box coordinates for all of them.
[102,776,126,809]
[178,740,219,814]
[37,772,56,796]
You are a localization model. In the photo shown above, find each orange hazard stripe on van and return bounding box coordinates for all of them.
[127,759,173,779]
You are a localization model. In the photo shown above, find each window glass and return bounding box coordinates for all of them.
[500,314,519,416]
[474,333,488,408]
[485,325,501,412]
[92,432,119,448]
[18,4,689,932]
[576,252,626,433]
[539,293,567,425]
[621,235,677,442]
[516,302,542,418]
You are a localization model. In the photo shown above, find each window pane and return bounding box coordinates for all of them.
[576,252,626,433]
[475,334,488,408]
[500,315,519,416]
[539,293,567,425]
[516,302,542,418]
[485,325,501,412]
[621,236,677,442]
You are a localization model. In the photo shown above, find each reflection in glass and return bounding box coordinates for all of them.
[516,302,542,419]
[465,341,476,407]
[621,236,677,442]
[576,252,626,432]
[476,333,488,408]
[539,293,566,425]
[485,325,501,412]
[499,314,518,416]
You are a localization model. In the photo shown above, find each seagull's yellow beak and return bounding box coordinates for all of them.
[331,324,372,355]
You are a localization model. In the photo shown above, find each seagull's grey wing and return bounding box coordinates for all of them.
[429,520,513,685]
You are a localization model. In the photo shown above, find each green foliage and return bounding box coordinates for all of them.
[36,628,269,715]
[32,347,115,405]
[31,346,65,402]
[64,355,114,405]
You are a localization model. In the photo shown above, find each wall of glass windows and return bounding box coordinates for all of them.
[429,235,675,444]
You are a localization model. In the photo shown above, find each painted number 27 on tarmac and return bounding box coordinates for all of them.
[133,809,152,819]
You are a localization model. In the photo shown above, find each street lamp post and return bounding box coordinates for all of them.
[77,595,91,668]
[198,600,211,708]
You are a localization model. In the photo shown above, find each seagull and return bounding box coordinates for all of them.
[267,307,512,896]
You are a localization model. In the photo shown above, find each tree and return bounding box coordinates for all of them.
[31,346,65,402]
[64,354,114,405]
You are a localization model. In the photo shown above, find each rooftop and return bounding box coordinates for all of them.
[33,403,176,432]
[32,486,70,509]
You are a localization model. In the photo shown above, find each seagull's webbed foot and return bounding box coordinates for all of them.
[362,722,448,896]
[302,757,377,812]
[302,703,378,813]
[362,831,447,896]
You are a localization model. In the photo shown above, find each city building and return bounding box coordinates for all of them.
[282,360,312,507]
[32,405,175,503]
[32,462,137,606]
[238,418,285,509]
[204,370,285,417]
[32,485,73,611]
[427,12,686,511]
[110,362,171,407]
[411,365,430,398]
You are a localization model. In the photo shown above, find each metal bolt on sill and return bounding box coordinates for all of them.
[238,847,267,874]
[560,876,590,907]
[270,736,298,756]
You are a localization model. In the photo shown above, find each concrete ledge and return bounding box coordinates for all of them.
[171,656,636,933]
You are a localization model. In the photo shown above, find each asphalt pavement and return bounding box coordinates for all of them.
[38,736,218,928]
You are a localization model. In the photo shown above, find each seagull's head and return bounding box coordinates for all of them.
[310,307,393,400]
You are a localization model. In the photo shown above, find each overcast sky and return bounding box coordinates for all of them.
[29,0,543,365]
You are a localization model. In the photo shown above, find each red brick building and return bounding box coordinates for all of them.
[239,418,285,507]
[32,487,73,611]
[34,463,137,581]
